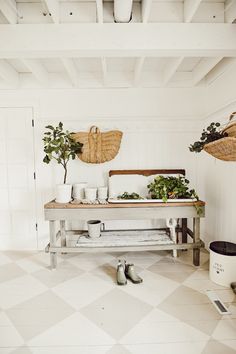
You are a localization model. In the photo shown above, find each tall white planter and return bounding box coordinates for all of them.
[56,184,72,203]
[114,0,133,23]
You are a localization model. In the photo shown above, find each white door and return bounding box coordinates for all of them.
[0,107,37,249]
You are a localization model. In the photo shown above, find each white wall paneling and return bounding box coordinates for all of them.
[195,62,236,245]
[1,72,235,249]
[0,87,204,249]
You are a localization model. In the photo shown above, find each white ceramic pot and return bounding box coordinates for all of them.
[98,186,108,200]
[72,183,87,200]
[87,220,105,238]
[56,184,72,203]
[114,0,133,23]
[85,188,97,201]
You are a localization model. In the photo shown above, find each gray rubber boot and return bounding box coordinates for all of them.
[231,282,236,294]
[125,263,143,284]
[116,260,127,286]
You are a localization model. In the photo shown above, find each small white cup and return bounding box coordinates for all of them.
[85,187,97,201]
[73,183,87,200]
[87,220,105,238]
[98,186,108,200]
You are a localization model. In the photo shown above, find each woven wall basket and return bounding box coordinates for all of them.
[73,126,123,164]
[222,112,236,138]
[204,137,236,161]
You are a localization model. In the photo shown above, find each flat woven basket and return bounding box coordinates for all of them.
[222,112,236,137]
[204,137,236,161]
[73,126,123,164]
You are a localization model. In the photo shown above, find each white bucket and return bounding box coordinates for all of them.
[72,183,87,200]
[56,184,72,203]
[209,241,236,287]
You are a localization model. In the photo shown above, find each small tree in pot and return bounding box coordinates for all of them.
[43,122,83,202]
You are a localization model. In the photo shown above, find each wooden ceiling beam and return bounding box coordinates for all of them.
[225,0,236,23]
[43,0,59,24]
[101,57,107,86]
[134,57,145,86]
[205,58,236,85]
[22,59,49,84]
[192,57,223,85]
[61,58,78,86]
[0,59,18,84]
[163,57,184,85]
[141,0,153,23]
[96,0,103,23]
[0,0,17,24]
[184,0,203,23]
[0,24,236,58]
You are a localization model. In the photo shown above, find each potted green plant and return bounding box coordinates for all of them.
[147,175,198,202]
[43,122,83,203]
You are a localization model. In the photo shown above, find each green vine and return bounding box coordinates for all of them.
[189,122,227,153]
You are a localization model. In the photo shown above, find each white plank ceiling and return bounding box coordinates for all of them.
[0,0,236,88]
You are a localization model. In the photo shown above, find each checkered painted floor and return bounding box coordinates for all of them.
[0,249,235,354]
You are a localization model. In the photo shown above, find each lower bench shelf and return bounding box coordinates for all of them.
[69,229,174,248]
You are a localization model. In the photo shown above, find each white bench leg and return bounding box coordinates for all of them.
[166,218,178,258]
[50,220,57,269]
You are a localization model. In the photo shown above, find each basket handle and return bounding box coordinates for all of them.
[89,126,100,134]
[229,112,236,122]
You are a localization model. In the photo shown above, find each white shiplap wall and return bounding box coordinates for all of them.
[199,62,236,246]
[0,87,205,249]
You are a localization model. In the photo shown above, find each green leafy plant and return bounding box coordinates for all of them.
[189,122,227,153]
[43,122,83,184]
[118,192,143,200]
[147,176,198,202]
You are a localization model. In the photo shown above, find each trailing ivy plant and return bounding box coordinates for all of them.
[43,122,83,184]
[147,176,198,203]
[189,122,227,153]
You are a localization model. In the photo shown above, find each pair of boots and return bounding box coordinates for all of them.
[116,260,143,285]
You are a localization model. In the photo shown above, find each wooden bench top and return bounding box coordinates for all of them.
[45,200,205,209]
